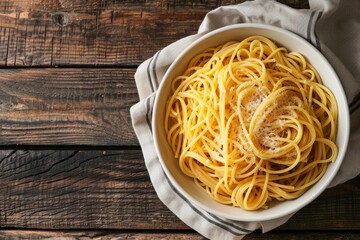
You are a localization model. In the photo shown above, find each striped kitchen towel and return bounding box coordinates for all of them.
[130,0,360,239]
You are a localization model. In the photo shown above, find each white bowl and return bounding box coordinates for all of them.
[152,23,350,221]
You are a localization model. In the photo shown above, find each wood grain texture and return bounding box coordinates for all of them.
[1,230,360,240]
[0,149,186,229]
[0,149,359,230]
[0,0,309,67]
[0,68,138,146]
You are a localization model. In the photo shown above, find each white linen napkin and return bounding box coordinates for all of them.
[130,0,360,239]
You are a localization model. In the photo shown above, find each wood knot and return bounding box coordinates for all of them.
[52,13,69,27]
[25,54,33,66]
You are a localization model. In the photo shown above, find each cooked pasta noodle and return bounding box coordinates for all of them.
[165,36,338,210]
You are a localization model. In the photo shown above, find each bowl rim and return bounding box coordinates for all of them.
[152,23,350,221]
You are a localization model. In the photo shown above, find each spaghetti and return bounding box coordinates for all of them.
[165,36,338,210]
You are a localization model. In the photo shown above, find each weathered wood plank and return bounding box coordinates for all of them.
[0,68,138,146]
[283,176,360,230]
[0,149,186,229]
[1,230,204,240]
[0,149,359,230]
[0,0,310,12]
[1,229,360,240]
[0,0,309,67]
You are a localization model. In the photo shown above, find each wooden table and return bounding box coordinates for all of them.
[0,0,359,239]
